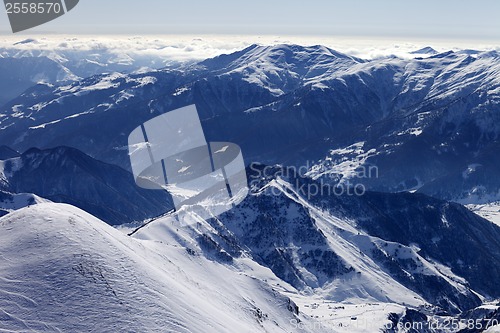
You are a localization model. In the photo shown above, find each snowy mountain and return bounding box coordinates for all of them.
[2,146,498,316]
[2,198,497,332]
[410,47,439,56]
[0,203,324,333]
[0,56,78,106]
[0,44,499,203]
[134,165,500,315]
[0,146,171,225]
[0,37,189,107]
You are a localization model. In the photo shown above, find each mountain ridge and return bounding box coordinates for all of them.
[0,146,172,225]
[1,45,499,206]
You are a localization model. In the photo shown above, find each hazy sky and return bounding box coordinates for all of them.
[1,0,499,40]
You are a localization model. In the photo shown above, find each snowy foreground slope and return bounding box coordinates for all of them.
[1,198,499,332]
[0,203,326,333]
[131,166,500,332]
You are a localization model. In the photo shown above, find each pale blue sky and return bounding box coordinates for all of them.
[1,0,499,40]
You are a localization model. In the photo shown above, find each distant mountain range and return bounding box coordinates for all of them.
[0,40,178,80]
[0,44,499,203]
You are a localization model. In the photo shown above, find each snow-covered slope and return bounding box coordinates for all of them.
[0,173,498,332]
[132,166,500,316]
[467,202,500,227]
[134,186,428,308]
[0,203,326,333]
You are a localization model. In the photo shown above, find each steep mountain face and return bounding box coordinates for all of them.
[282,166,500,302]
[301,51,500,204]
[0,146,171,225]
[135,166,500,315]
[0,203,322,333]
[0,44,499,203]
[337,192,500,300]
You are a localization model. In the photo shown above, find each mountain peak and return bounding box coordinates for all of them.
[200,43,362,72]
[13,38,39,46]
[195,43,363,98]
[410,46,438,55]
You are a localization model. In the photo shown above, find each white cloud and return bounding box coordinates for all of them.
[0,34,499,63]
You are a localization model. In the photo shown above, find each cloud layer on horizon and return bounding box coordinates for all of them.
[1,35,499,64]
